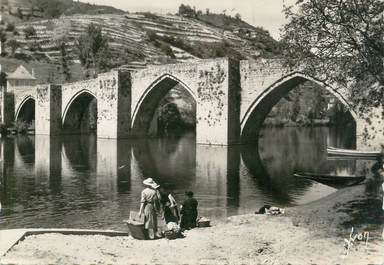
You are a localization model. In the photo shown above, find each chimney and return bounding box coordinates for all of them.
[31,68,35,77]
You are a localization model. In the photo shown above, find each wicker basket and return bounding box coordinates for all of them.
[197,219,210,227]
[124,220,148,240]
[124,211,148,240]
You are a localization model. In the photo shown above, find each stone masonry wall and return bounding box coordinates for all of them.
[61,79,98,118]
[356,107,384,150]
[195,60,231,145]
[117,71,132,136]
[13,86,36,120]
[130,61,199,121]
[2,92,15,126]
[35,85,62,135]
[131,58,235,145]
[97,70,131,138]
[239,59,287,126]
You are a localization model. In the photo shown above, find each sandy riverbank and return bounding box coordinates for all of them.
[1,182,383,265]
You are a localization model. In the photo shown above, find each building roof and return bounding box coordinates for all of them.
[6,65,36,80]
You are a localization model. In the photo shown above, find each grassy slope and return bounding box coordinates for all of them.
[24,13,277,59]
[1,1,281,85]
[4,0,125,17]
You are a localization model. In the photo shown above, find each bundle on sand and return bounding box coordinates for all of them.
[256,205,285,215]
[163,222,182,240]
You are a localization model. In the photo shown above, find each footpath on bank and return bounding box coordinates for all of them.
[0,183,383,265]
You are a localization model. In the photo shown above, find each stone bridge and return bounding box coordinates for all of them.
[3,58,384,149]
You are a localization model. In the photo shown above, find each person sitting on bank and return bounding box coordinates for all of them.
[139,178,161,239]
[180,191,198,230]
[158,187,180,224]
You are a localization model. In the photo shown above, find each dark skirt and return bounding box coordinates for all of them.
[180,211,197,229]
[164,205,179,224]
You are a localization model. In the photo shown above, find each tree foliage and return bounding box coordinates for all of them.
[32,0,66,18]
[17,7,24,19]
[158,102,184,136]
[291,95,300,122]
[178,4,196,17]
[282,0,384,112]
[7,39,21,55]
[0,29,7,43]
[5,23,15,32]
[60,42,71,82]
[0,72,7,87]
[23,26,36,39]
[76,23,111,76]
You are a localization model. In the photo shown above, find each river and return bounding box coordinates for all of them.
[0,127,359,230]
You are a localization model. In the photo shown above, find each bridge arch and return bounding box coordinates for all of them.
[62,89,97,122]
[241,72,357,143]
[62,89,97,134]
[15,96,36,124]
[131,73,197,136]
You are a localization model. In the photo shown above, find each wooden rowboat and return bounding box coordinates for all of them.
[327,146,382,159]
[294,173,366,189]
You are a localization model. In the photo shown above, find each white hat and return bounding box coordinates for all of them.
[143,178,160,189]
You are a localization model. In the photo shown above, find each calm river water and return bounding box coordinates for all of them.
[0,127,359,230]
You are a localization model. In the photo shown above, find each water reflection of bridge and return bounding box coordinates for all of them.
[0,129,359,225]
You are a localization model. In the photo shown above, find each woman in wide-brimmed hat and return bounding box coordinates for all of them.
[139,178,161,239]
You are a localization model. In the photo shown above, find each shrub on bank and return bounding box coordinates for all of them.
[15,121,29,134]
[0,123,8,137]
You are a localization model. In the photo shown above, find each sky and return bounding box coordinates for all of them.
[81,0,297,40]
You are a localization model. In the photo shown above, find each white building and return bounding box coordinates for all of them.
[6,65,36,91]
